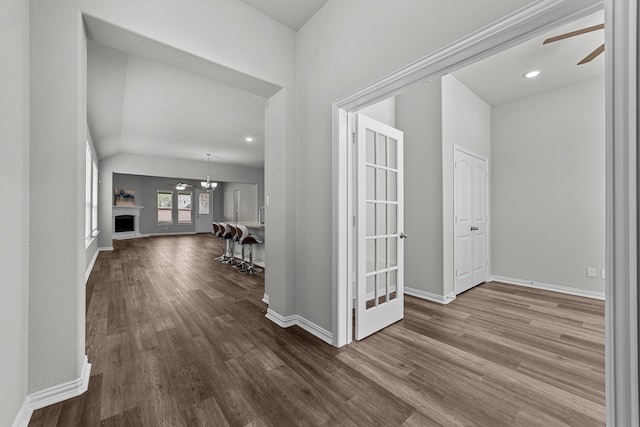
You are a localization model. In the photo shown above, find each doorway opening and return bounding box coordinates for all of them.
[333,0,637,423]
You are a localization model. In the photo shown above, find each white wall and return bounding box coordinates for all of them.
[221,183,259,223]
[441,74,492,296]
[30,0,88,394]
[0,0,29,423]
[30,0,294,396]
[491,76,605,293]
[396,81,444,297]
[295,0,531,331]
[360,97,396,127]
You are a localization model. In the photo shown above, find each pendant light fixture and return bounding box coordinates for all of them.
[201,153,218,191]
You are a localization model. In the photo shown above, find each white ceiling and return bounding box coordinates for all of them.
[87,41,266,167]
[453,10,604,106]
[237,0,328,31]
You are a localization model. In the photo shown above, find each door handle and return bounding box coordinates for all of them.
[470,226,479,231]
[399,232,408,239]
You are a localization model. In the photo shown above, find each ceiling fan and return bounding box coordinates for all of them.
[167,154,218,191]
[543,23,604,65]
[168,181,196,190]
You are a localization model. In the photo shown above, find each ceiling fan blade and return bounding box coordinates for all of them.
[578,43,605,65]
[543,23,604,44]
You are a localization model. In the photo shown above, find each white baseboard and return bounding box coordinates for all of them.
[98,246,113,252]
[13,356,91,427]
[85,249,99,285]
[11,398,29,427]
[404,287,456,304]
[144,232,196,237]
[265,309,333,346]
[490,275,605,300]
[262,293,269,304]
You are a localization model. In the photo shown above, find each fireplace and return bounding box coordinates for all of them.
[114,215,134,233]
[112,205,144,239]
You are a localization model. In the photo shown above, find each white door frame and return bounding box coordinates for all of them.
[331,0,637,424]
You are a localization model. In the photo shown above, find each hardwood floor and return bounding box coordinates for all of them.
[30,234,605,426]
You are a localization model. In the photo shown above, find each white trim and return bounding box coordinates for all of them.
[144,232,196,237]
[14,356,91,427]
[85,249,99,285]
[98,246,114,252]
[605,0,639,424]
[262,293,269,304]
[265,309,333,346]
[333,0,602,349]
[11,398,29,427]
[491,276,605,300]
[404,287,456,305]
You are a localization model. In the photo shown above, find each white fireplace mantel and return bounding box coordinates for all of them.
[112,206,144,239]
[112,205,144,217]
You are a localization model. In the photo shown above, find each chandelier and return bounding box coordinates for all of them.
[201,153,218,191]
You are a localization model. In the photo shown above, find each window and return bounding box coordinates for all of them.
[157,191,173,223]
[85,144,92,239]
[177,191,192,223]
[85,141,99,242]
[92,159,98,235]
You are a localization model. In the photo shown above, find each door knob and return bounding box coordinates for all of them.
[399,232,408,239]
[470,226,479,231]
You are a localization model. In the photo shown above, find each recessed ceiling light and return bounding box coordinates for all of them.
[523,69,542,79]
[245,137,254,142]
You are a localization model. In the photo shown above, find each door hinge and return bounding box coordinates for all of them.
[455,269,458,277]
[353,216,357,226]
[352,132,357,143]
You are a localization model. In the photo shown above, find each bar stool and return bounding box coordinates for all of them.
[239,227,263,275]
[212,222,227,262]
[234,225,250,271]
[220,222,236,264]
[227,224,243,267]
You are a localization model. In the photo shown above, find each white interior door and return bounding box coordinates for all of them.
[195,190,212,233]
[355,114,404,341]
[454,148,488,294]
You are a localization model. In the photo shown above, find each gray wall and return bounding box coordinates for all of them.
[0,0,29,423]
[396,81,444,297]
[100,154,264,247]
[112,174,257,235]
[491,76,605,293]
[294,0,529,332]
[441,74,492,296]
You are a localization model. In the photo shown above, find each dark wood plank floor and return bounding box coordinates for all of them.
[30,234,605,426]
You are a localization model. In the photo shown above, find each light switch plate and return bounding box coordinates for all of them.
[587,267,597,278]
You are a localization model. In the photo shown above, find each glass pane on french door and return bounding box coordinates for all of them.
[365,131,399,310]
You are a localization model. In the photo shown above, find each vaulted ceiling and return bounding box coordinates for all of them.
[86,4,603,171]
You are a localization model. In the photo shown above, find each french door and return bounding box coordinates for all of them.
[355,114,405,340]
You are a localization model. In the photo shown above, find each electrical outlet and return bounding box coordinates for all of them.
[602,268,606,279]
[587,267,597,278]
